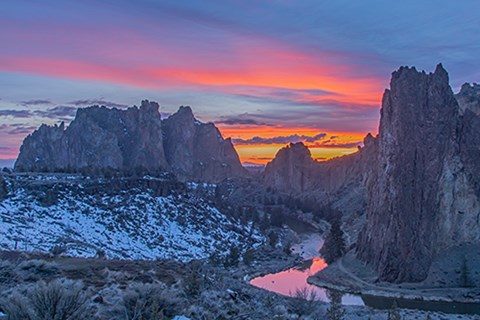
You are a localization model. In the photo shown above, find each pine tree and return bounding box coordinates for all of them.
[224,244,240,267]
[460,255,471,287]
[326,289,345,320]
[320,219,346,264]
[0,175,7,200]
[243,249,255,266]
[387,300,401,320]
[268,231,278,247]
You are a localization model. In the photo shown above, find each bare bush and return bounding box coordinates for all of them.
[183,261,204,298]
[122,283,183,320]
[16,259,59,281]
[50,245,67,256]
[0,279,93,320]
[288,287,319,317]
[0,260,16,285]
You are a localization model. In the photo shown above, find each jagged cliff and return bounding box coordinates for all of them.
[162,106,246,182]
[263,136,376,244]
[15,101,246,183]
[263,142,318,193]
[15,100,168,171]
[263,136,376,195]
[357,64,480,283]
[264,65,480,284]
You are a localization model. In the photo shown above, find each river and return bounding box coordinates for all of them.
[249,233,364,305]
[249,233,480,315]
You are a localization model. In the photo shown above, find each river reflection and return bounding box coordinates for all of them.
[250,233,364,305]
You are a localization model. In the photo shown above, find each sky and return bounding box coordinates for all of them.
[1,0,479,165]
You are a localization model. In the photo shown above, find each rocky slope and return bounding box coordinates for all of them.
[0,173,262,261]
[357,64,480,283]
[15,102,246,183]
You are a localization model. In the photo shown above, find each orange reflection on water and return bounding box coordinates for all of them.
[250,257,329,300]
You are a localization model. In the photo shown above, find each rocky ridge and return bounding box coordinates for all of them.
[15,101,246,183]
[356,65,480,283]
[162,106,245,182]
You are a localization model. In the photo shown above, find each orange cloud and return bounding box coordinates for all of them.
[219,124,366,164]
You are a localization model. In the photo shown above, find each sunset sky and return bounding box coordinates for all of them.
[1,1,479,166]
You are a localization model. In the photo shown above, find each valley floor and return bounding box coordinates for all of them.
[2,243,480,319]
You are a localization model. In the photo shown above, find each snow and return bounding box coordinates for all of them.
[0,175,263,261]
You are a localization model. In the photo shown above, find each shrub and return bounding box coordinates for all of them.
[326,289,345,320]
[184,263,203,298]
[122,283,182,320]
[50,245,67,256]
[0,279,92,320]
[16,260,59,281]
[223,245,240,268]
[288,287,319,317]
[0,260,16,285]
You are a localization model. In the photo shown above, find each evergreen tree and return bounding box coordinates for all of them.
[243,248,255,266]
[224,244,240,267]
[0,175,7,200]
[387,300,401,320]
[326,289,345,320]
[320,219,346,264]
[460,255,472,287]
[184,263,203,297]
[268,231,278,247]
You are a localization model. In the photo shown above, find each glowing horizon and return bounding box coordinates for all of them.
[1,1,478,165]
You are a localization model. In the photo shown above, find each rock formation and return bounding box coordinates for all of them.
[263,142,318,193]
[357,64,480,283]
[264,64,480,284]
[263,134,376,195]
[15,101,246,183]
[456,82,480,115]
[15,100,168,172]
[162,106,246,182]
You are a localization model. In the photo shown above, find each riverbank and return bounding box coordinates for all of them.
[248,231,480,319]
[308,250,480,314]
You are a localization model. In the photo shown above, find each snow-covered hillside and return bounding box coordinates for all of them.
[0,174,263,261]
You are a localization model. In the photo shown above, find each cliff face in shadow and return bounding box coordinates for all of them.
[265,65,480,283]
[15,102,246,183]
[357,65,480,283]
[263,134,377,196]
[15,100,168,172]
[162,106,246,182]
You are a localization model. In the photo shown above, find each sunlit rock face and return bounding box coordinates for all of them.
[15,100,168,171]
[357,64,480,283]
[162,106,246,183]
